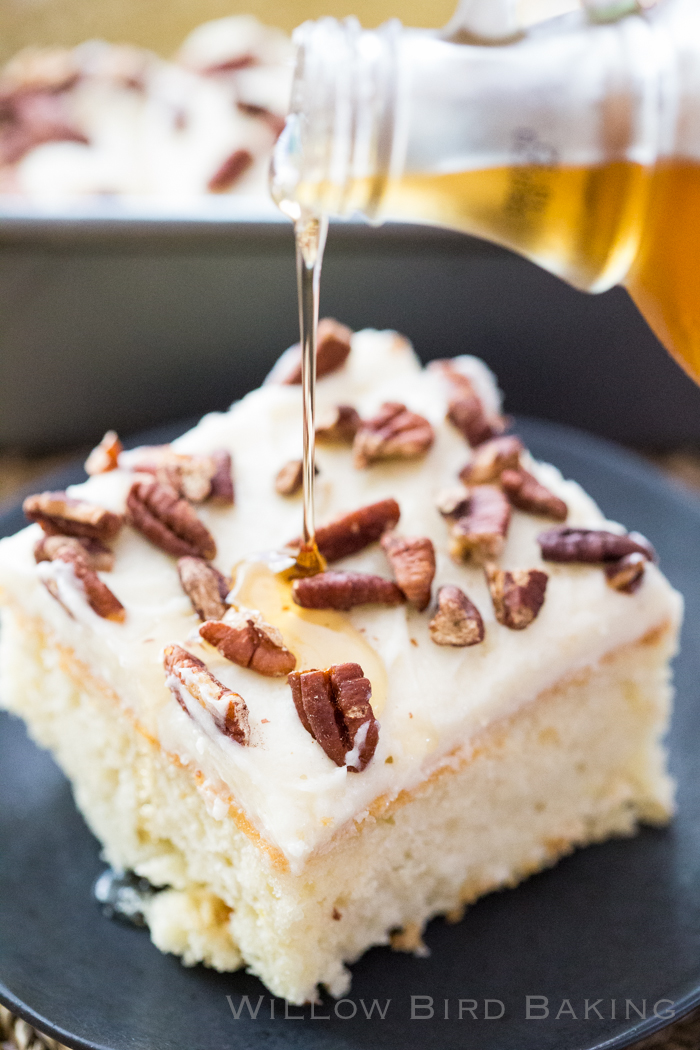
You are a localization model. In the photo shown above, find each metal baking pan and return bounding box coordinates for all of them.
[1,200,699,451]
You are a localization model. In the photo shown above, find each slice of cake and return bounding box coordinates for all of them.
[0,326,681,1003]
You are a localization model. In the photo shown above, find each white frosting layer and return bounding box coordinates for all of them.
[0,330,682,870]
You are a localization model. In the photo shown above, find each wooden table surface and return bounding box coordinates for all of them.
[2,449,700,1050]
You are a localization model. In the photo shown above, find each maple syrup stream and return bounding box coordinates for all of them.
[292,213,328,577]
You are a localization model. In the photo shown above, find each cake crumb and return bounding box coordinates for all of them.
[332,908,342,921]
[390,922,429,956]
[410,638,419,647]
[385,756,394,764]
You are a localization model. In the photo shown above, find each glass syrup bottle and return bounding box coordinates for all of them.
[271,0,700,385]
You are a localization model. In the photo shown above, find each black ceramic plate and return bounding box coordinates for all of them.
[1,417,700,1050]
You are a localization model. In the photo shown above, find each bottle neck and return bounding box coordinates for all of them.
[270,17,403,222]
[271,0,694,232]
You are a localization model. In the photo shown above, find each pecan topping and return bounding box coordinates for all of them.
[39,544,125,621]
[444,485,511,563]
[127,480,216,560]
[275,459,318,497]
[280,318,353,385]
[459,436,524,485]
[292,571,405,611]
[292,498,401,563]
[485,564,548,630]
[236,102,286,138]
[209,450,235,505]
[177,556,230,620]
[174,455,215,503]
[353,402,434,468]
[0,84,89,168]
[85,430,123,475]
[538,527,655,564]
[380,532,435,611]
[207,147,254,193]
[23,491,123,542]
[163,644,249,745]
[500,469,568,521]
[34,533,114,572]
[316,404,362,443]
[436,485,470,519]
[288,662,378,771]
[122,446,233,504]
[430,360,506,447]
[201,55,256,74]
[605,553,647,594]
[276,459,303,497]
[200,609,296,677]
[429,585,484,646]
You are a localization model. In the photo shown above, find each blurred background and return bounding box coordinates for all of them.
[1,0,700,503]
[0,0,578,61]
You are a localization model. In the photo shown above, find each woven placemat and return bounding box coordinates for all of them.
[2,1001,700,1050]
[1,1005,64,1050]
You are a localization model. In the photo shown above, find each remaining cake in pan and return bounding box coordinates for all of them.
[0,326,681,1003]
[0,16,292,201]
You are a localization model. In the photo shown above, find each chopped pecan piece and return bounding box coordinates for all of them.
[175,456,217,503]
[429,585,484,646]
[0,86,89,167]
[431,360,506,446]
[500,468,568,521]
[200,609,296,677]
[123,446,233,504]
[292,498,401,563]
[127,480,216,560]
[436,485,470,519]
[448,392,502,448]
[23,491,123,542]
[34,533,115,572]
[605,553,647,594]
[163,644,249,745]
[538,527,655,564]
[39,545,125,621]
[445,485,511,563]
[201,55,256,74]
[485,564,548,630]
[380,532,436,611]
[207,147,254,192]
[280,318,353,384]
[177,556,230,620]
[85,430,123,476]
[275,459,318,497]
[209,450,235,505]
[459,436,524,485]
[353,402,434,468]
[316,404,362,443]
[276,459,303,497]
[288,662,378,771]
[236,101,286,138]
[292,571,405,611]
